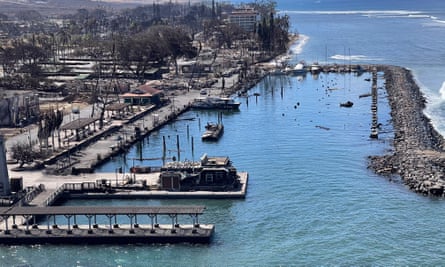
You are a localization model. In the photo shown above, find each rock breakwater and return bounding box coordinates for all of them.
[369,65,445,196]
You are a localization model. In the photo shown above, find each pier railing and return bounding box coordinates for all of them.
[0,205,213,244]
[43,180,133,207]
[44,185,66,207]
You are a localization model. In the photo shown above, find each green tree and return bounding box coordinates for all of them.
[116,29,169,81]
[10,142,39,168]
[151,25,197,75]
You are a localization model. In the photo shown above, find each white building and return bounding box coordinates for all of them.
[228,8,259,33]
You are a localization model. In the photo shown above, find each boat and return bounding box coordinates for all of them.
[202,122,224,141]
[309,62,322,74]
[340,101,354,108]
[284,62,307,76]
[191,96,241,110]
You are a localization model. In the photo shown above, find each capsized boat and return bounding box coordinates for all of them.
[340,101,354,108]
[191,96,240,110]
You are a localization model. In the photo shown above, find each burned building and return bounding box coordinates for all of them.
[0,90,39,127]
[159,154,240,192]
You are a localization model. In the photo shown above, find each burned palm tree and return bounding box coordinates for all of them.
[37,110,58,152]
[55,109,64,149]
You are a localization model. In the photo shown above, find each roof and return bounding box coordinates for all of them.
[121,83,163,98]
[0,206,206,216]
[229,8,259,16]
[60,117,100,131]
[201,155,230,166]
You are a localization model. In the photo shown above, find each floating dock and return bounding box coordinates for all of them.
[0,206,214,245]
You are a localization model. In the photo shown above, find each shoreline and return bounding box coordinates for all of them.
[4,31,445,198]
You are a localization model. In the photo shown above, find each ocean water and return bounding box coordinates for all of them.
[4,1,445,266]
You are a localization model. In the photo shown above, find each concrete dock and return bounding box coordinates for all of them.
[0,206,214,244]
[24,172,249,207]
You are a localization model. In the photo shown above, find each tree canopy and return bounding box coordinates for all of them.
[10,142,39,168]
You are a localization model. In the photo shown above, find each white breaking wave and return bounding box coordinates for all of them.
[330,54,383,61]
[281,9,445,28]
[281,10,424,16]
[408,14,433,18]
[438,81,445,100]
[422,17,445,28]
[421,80,445,136]
[289,34,309,55]
[431,18,445,24]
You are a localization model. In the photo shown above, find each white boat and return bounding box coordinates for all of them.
[309,62,322,74]
[191,96,240,110]
[285,62,307,75]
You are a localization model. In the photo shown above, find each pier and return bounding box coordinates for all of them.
[369,65,445,196]
[370,68,379,139]
[24,171,249,207]
[0,205,213,244]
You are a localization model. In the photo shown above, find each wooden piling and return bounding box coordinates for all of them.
[370,68,379,139]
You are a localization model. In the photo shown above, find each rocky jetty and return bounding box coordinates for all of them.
[369,65,445,196]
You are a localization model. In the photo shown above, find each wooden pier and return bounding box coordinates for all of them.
[370,68,379,139]
[0,206,214,245]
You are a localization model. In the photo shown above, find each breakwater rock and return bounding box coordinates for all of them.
[369,65,445,196]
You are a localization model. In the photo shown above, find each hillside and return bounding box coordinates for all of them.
[0,0,140,16]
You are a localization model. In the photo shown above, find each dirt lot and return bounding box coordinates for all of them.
[39,100,89,115]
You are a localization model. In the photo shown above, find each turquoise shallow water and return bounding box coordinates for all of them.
[5,0,445,266]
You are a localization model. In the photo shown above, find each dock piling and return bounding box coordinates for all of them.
[370,69,379,139]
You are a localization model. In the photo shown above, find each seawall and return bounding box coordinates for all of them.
[369,65,445,196]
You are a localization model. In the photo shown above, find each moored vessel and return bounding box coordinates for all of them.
[202,122,224,141]
[191,96,240,110]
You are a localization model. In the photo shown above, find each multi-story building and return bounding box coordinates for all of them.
[228,8,259,33]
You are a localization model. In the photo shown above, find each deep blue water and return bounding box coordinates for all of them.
[5,0,445,266]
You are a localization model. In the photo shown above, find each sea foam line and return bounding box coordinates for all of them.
[289,34,309,55]
[281,9,445,26]
[280,10,423,16]
[330,54,383,62]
